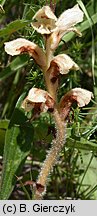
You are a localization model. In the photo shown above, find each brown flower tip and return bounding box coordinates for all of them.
[36,183,45,194]
[21,87,55,113]
[24,181,44,193]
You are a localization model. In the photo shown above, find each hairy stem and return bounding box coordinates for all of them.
[37,108,66,186]
[33,36,66,199]
[33,108,66,199]
[43,36,57,100]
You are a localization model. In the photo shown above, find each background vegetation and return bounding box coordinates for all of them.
[0,0,97,199]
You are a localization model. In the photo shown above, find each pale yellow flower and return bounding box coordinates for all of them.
[47,54,79,82]
[45,54,79,100]
[32,4,84,50]
[59,88,93,119]
[4,38,46,68]
[60,88,93,108]
[32,4,83,35]
[31,6,57,34]
[21,87,55,112]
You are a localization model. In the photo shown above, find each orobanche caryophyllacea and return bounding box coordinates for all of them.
[5,3,93,199]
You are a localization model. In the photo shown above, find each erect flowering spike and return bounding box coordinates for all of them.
[21,87,55,113]
[47,54,79,83]
[59,88,93,119]
[4,38,46,68]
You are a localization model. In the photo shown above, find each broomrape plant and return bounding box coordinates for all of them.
[4,4,93,199]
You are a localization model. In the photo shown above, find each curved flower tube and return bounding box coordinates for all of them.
[59,88,93,119]
[21,87,55,113]
[4,38,46,68]
[45,54,79,99]
[47,54,79,82]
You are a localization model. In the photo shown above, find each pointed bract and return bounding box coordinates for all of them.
[4,38,46,68]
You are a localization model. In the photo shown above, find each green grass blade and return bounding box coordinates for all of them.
[66,137,97,152]
[77,0,95,84]
[0,0,6,6]
[77,153,94,194]
[0,19,30,37]
[0,55,29,81]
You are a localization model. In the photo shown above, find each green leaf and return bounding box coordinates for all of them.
[0,93,34,199]
[0,119,9,129]
[0,129,5,155]
[77,0,95,84]
[0,55,29,81]
[0,120,9,155]
[0,19,30,37]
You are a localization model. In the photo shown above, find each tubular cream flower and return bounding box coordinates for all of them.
[47,54,79,83]
[31,6,57,34]
[59,88,93,119]
[4,38,46,68]
[21,87,55,113]
[31,4,83,49]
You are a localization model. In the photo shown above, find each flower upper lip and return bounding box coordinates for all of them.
[48,54,79,75]
[56,4,83,30]
[33,6,57,21]
[31,4,84,35]
[59,88,93,109]
[31,6,57,34]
